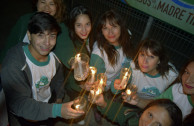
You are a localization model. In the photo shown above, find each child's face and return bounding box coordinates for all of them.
[27,30,57,61]
[182,61,194,95]
[138,49,160,76]
[139,105,171,126]
[74,14,92,40]
[102,20,121,46]
[37,0,57,16]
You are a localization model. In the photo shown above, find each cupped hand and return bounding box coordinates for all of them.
[114,79,122,90]
[61,101,85,119]
[84,81,95,91]
[88,93,107,108]
[122,92,139,105]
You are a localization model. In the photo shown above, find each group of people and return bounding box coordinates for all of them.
[0,0,193,126]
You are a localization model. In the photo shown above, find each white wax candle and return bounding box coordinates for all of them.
[90,69,95,83]
[120,72,128,89]
[76,54,83,77]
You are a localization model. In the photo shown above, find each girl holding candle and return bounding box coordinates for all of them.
[124,57,194,119]
[112,39,178,99]
[91,94,182,126]
[89,9,134,91]
[89,9,134,124]
[54,5,93,100]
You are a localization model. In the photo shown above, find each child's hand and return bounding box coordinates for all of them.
[122,92,139,105]
[114,79,122,90]
[84,81,95,91]
[88,94,107,108]
[61,101,85,119]
[68,57,75,69]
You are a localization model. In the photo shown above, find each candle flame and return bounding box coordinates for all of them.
[77,53,81,57]
[96,88,102,95]
[91,69,96,74]
[75,104,80,109]
[125,72,128,77]
[126,89,131,95]
[76,53,81,61]
[100,79,103,85]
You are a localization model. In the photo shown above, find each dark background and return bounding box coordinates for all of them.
[0,0,33,52]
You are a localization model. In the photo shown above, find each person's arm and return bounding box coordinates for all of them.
[95,94,137,125]
[123,86,174,109]
[123,94,153,109]
[52,101,84,119]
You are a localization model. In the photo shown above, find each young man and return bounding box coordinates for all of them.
[1,12,84,126]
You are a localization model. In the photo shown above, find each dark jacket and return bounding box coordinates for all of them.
[1,42,65,122]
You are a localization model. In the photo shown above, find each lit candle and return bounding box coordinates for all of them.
[75,104,80,110]
[125,88,131,101]
[76,54,83,77]
[90,69,96,83]
[96,88,102,95]
[120,72,128,89]
[73,96,87,111]
[90,88,102,103]
[99,79,104,87]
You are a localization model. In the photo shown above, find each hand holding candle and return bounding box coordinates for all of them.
[124,84,138,102]
[97,73,107,90]
[119,68,131,89]
[74,53,89,81]
[89,87,102,103]
[73,96,87,111]
[86,66,97,84]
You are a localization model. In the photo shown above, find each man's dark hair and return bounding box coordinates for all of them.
[28,12,61,34]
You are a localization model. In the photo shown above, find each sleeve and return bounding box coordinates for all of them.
[97,100,137,126]
[0,14,29,63]
[89,54,106,74]
[155,85,173,101]
[1,51,53,120]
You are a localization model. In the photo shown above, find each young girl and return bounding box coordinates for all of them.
[112,39,178,99]
[90,9,133,91]
[54,5,93,100]
[92,95,182,126]
[125,57,194,119]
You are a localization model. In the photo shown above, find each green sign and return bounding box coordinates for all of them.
[125,0,194,35]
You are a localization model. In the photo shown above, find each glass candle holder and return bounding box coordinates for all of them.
[74,53,90,81]
[86,66,97,84]
[73,96,87,111]
[125,84,137,101]
[89,87,102,103]
[97,73,107,90]
[119,68,131,89]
